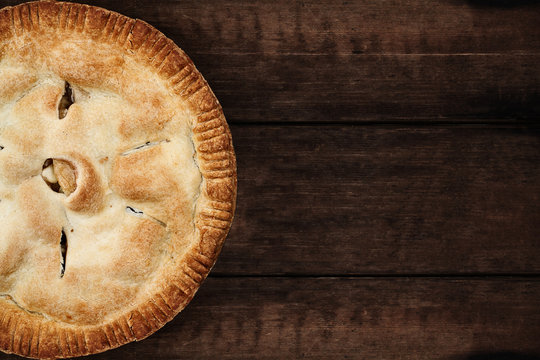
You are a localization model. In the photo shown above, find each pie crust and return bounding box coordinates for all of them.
[0,1,236,358]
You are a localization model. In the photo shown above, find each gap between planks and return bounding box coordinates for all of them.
[209,273,540,279]
[228,120,540,127]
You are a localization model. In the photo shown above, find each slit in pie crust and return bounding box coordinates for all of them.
[0,1,236,358]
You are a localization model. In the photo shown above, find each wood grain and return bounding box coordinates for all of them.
[213,125,540,275]
[201,54,540,123]
[0,277,532,360]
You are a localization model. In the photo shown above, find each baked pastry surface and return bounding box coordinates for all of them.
[0,1,236,358]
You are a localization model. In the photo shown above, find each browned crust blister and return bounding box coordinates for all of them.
[0,1,236,359]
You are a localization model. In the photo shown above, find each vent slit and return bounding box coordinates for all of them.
[126,206,166,227]
[60,229,68,278]
[126,206,143,215]
[58,82,74,119]
[121,139,170,156]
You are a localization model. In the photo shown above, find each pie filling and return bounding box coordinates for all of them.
[42,158,77,195]
[60,228,67,278]
[58,81,74,119]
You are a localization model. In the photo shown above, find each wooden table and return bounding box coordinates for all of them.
[1,0,540,359]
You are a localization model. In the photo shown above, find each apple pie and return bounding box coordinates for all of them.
[0,1,236,358]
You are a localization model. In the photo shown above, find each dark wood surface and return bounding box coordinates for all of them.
[1,0,540,359]
[217,125,540,276]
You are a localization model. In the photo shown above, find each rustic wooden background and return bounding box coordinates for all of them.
[1,0,540,359]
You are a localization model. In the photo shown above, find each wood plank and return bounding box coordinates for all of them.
[52,0,540,55]
[3,277,532,360]
[213,125,540,275]
[201,53,540,123]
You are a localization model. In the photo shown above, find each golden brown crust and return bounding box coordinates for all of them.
[0,1,236,358]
